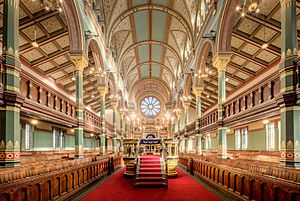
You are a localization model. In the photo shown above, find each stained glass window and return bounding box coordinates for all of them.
[140,96,161,118]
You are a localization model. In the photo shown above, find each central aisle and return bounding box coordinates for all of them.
[82,167,222,201]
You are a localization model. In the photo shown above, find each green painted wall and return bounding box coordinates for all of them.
[65,134,75,150]
[211,138,218,150]
[227,135,235,150]
[33,129,53,150]
[248,130,266,150]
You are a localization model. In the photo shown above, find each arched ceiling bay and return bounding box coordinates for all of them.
[101,0,198,101]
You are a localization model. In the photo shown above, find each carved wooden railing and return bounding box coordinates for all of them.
[0,153,123,201]
[179,155,300,201]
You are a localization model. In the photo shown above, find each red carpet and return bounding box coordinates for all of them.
[81,167,222,201]
[135,155,166,187]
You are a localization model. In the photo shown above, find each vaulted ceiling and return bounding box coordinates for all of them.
[101,0,199,102]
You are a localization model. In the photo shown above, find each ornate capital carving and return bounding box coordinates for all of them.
[212,52,231,72]
[98,87,108,96]
[70,55,88,71]
[193,86,204,96]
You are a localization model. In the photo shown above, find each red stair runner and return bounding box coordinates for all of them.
[135,155,167,188]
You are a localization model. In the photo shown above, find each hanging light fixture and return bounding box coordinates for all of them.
[261,22,269,49]
[41,0,64,12]
[31,23,39,48]
[236,0,260,16]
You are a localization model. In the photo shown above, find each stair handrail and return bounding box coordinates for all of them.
[160,156,168,188]
[133,156,140,185]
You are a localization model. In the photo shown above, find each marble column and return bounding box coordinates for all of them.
[176,110,182,136]
[194,86,204,155]
[119,111,125,152]
[111,98,118,153]
[71,55,88,158]
[182,99,191,153]
[278,0,300,168]
[98,88,107,155]
[213,53,231,159]
[0,0,23,166]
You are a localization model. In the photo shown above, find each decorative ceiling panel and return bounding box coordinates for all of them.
[255,50,277,63]
[55,35,70,49]
[257,0,278,16]
[271,35,281,48]
[21,25,45,40]
[231,36,244,49]
[53,55,69,65]
[40,42,60,55]
[152,11,167,41]
[19,35,28,46]
[237,18,259,35]
[231,56,247,66]
[226,66,236,74]
[37,61,56,72]
[22,49,44,62]
[134,11,149,41]
[114,30,130,55]
[50,71,65,80]
[108,0,128,28]
[241,43,260,55]
[40,16,63,34]
[244,62,262,73]
[22,0,43,13]
[173,0,191,28]
[152,64,161,77]
[235,71,250,80]
[253,26,277,42]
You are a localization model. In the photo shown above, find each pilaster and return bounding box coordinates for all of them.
[0,0,24,166]
[98,87,107,155]
[278,0,300,168]
[71,55,88,158]
[213,52,231,159]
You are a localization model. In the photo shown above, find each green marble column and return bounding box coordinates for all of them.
[184,137,189,153]
[71,56,88,158]
[279,0,300,168]
[193,87,204,155]
[98,88,107,155]
[0,0,23,166]
[119,112,124,152]
[213,53,231,159]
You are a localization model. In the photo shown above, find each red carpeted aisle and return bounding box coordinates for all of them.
[81,167,222,201]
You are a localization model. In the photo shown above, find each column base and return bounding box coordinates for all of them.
[75,154,84,159]
[0,161,20,167]
[280,160,300,169]
[217,153,228,159]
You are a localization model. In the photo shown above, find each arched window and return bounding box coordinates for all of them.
[140,96,161,118]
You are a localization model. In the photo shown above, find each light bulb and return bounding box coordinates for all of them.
[71,77,76,81]
[261,43,268,49]
[32,41,39,48]
[236,6,240,11]
[241,12,245,17]
[58,7,63,12]
[256,8,260,13]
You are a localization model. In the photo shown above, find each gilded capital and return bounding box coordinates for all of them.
[71,55,88,71]
[193,86,204,96]
[212,53,231,72]
[98,86,108,96]
[110,97,118,109]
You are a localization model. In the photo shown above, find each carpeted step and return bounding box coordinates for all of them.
[140,164,161,168]
[136,177,164,182]
[140,160,161,164]
[138,172,162,177]
[135,181,166,187]
[139,168,161,172]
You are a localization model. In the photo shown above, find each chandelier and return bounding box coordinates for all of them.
[41,0,64,12]
[236,0,260,17]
